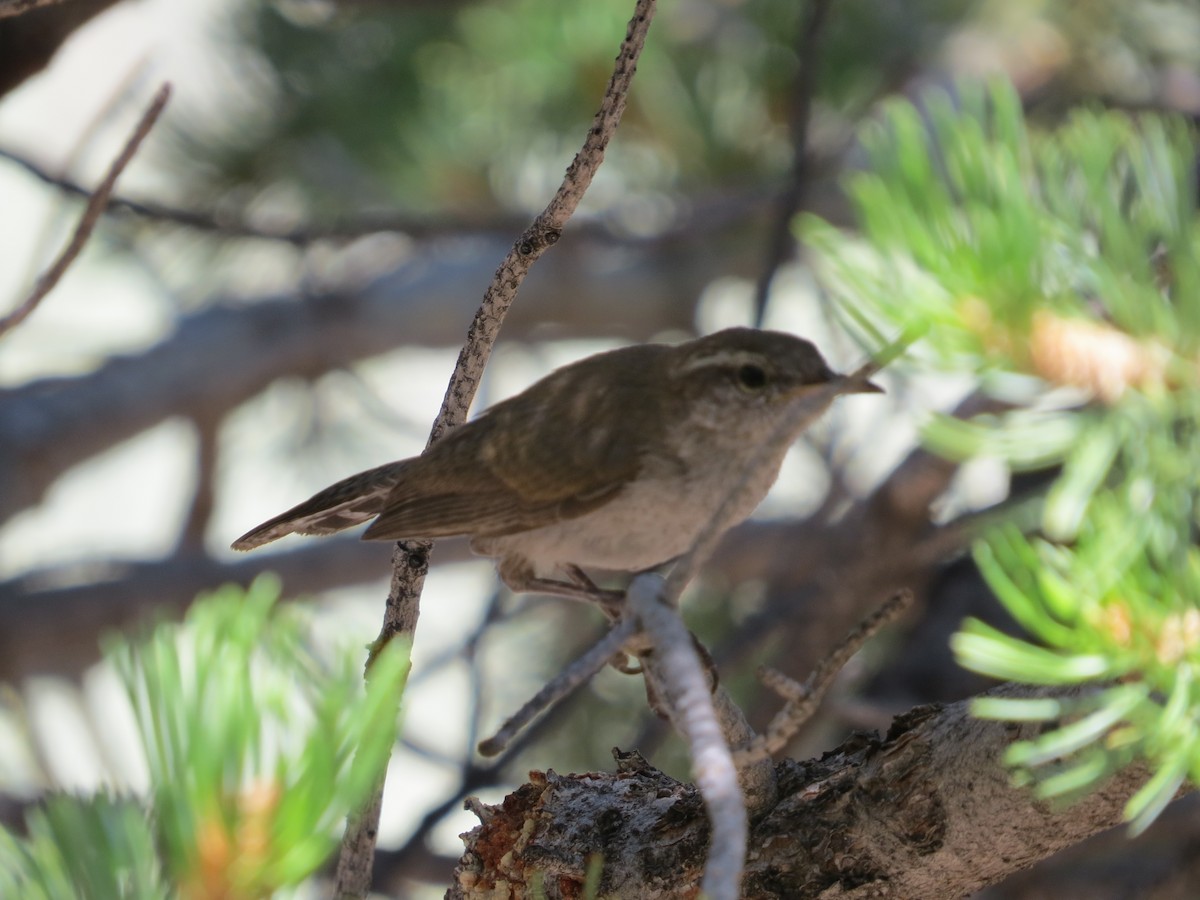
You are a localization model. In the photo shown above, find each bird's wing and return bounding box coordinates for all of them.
[363,347,662,541]
[360,476,628,540]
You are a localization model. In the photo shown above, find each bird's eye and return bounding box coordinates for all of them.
[736,364,768,391]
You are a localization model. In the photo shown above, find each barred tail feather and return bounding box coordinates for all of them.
[230,460,409,551]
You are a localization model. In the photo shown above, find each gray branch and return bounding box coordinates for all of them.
[630,574,746,900]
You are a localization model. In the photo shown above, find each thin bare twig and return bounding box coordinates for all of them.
[422,0,656,449]
[735,589,913,765]
[0,84,170,339]
[333,3,658,896]
[751,0,833,326]
[14,59,151,292]
[477,617,640,757]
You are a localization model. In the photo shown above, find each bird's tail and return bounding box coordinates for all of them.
[231,460,409,551]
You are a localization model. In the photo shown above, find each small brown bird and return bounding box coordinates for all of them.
[232,328,881,602]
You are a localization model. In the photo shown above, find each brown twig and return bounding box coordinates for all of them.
[0,84,170,339]
[422,0,656,449]
[751,0,833,326]
[14,59,151,291]
[332,3,658,896]
[735,589,913,765]
[477,617,640,757]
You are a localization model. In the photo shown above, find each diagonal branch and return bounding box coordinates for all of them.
[0,145,534,243]
[735,589,913,765]
[333,3,659,896]
[477,617,640,758]
[0,83,169,338]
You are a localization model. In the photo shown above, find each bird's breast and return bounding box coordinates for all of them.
[472,443,787,577]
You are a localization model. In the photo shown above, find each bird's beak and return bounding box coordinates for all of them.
[827,371,884,394]
[848,378,885,395]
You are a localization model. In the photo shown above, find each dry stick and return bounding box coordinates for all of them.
[14,59,152,293]
[477,617,640,757]
[751,0,833,326]
[735,589,913,765]
[332,3,658,896]
[0,84,170,339]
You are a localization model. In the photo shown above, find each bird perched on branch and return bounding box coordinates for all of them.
[233,327,882,604]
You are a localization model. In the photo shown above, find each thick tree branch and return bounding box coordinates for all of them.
[451,684,1180,899]
[0,538,407,679]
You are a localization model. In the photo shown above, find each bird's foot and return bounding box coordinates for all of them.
[504,564,626,619]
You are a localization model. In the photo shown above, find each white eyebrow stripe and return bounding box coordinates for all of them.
[675,350,766,375]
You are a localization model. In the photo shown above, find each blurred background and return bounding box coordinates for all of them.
[1,0,1199,896]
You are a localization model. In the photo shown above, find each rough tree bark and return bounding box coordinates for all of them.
[451,685,1180,899]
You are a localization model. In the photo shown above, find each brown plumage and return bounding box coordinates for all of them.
[232,343,664,551]
[232,328,881,600]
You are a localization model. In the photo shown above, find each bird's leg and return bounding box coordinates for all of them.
[498,559,626,617]
[638,631,719,717]
[557,567,718,685]
[499,558,638,671]
[563,565,628,615]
